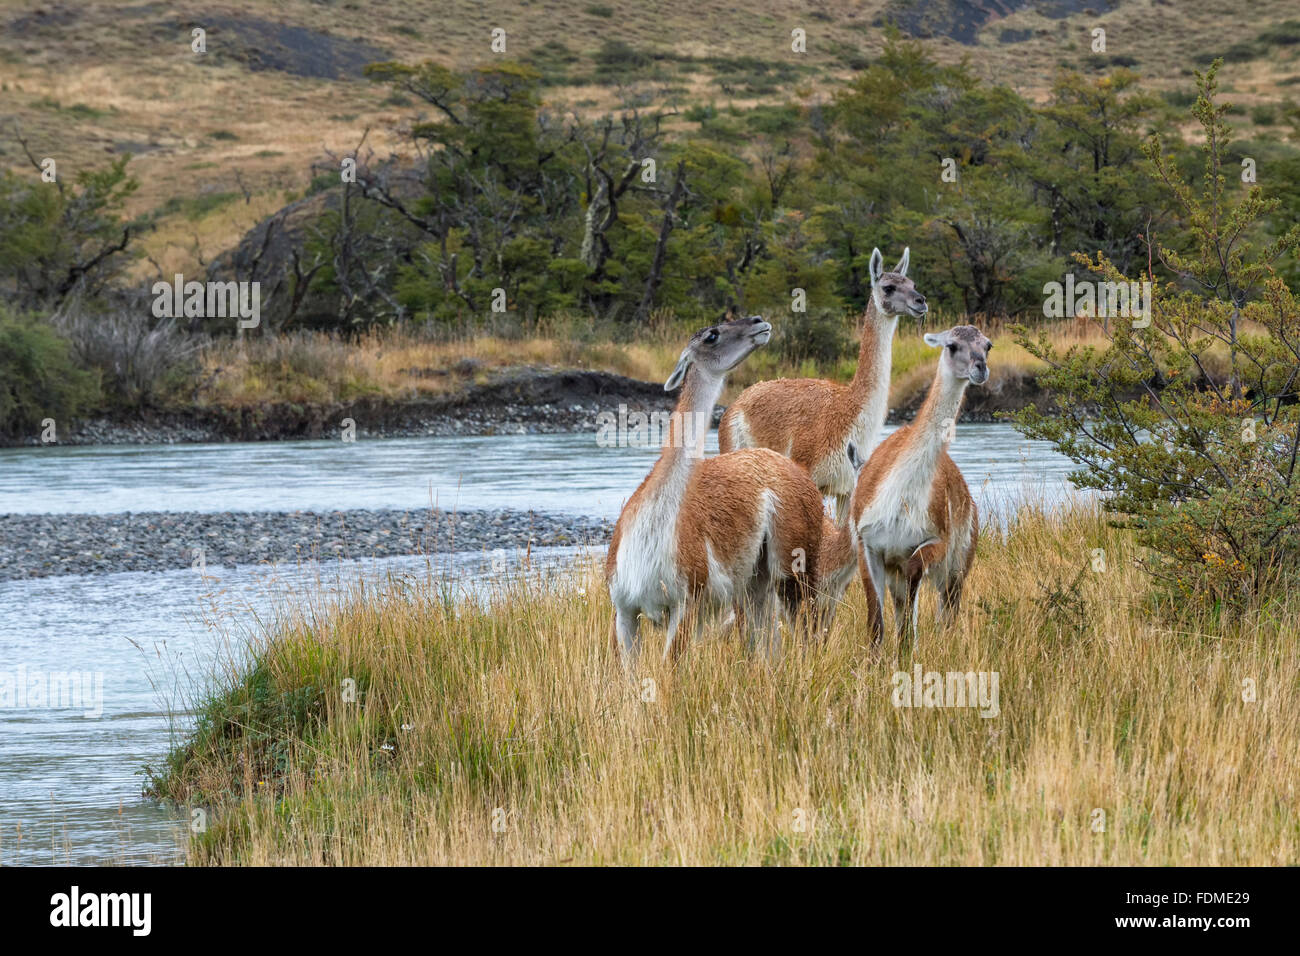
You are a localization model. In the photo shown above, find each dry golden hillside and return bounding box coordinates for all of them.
[2,0,1298,276]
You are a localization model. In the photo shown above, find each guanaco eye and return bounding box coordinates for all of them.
[947,343,958,353]
[986,342,993,352]
[882,285,895,294]
[705,329,719,344]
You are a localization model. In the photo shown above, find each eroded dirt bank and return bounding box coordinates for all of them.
[2,366,1052,447]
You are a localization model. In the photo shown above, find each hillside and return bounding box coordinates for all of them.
[2,0,1299,279]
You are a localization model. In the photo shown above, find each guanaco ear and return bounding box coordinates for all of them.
[869,248,884,285]
[923,332,946,348]
[895,246,910,277]
[664,349,692,391]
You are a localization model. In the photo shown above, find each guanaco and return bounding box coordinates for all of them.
[718,248,927,525]
[849,325,990,645]
[606,316,825,670]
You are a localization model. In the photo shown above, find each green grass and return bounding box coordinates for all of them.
[157,192,241,222]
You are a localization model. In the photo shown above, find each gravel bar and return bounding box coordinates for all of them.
[0,508,614,581]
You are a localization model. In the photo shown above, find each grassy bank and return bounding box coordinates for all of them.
[150,503,1299,865]
[196,315,1093,412]
[0,309,1153,443]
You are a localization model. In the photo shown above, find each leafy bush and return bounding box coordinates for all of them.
[157,191,239,221]
[1258,20,1300,46]
[1143,454,1300,609]
[521,40,579,86]
[774,308,850,365]
[1251,104,1278,125]
[1216,41,1263,64]
[1013,64,1300,615]
[305,171,339,197]
[0,313,101,438]
[595,40,651,76]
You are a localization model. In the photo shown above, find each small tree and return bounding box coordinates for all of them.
[0,135,140,310]
[1013,62,1300,614]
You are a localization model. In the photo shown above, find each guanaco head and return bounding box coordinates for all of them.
[869,247,927,319]
[923,325,992,386]
[664,315,772,390]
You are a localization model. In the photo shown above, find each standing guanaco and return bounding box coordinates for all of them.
[718,248,927,525]
[849,325,990,644]
[606,317,825,670]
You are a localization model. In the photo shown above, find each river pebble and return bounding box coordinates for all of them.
[0,509,614,581]
[54,401,632,446]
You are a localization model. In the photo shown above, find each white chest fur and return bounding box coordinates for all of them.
[856,447,938,564]
[610,472,686,622]
[822,319,896,496]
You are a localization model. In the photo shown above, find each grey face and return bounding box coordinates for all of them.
[870,247,928,318]
[924,325,992,385]
[665,315,772,390]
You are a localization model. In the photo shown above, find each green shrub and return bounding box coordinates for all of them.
[1216,42,1262,64]
[305,171,339,197]
[157,191,239,221]
[595,40,651,77]
[1143,457,1300,610]
[774,308,850,365]
[1251,104,1278,125]
[744,104,802,136]
[1258,20,1300,46]
[1013,64,1300,616]
[522,40,579,86]
[0,156,140,310]
[0,314,100,439]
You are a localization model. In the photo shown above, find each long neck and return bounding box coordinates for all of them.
[850,297,898,419]
[907,363,969,466]
[643,365,725,500]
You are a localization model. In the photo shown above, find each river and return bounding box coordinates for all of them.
[0,424,1081,864]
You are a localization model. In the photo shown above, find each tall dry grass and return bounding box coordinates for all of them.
[153,503,1299,865]
[197,320,689,407]
[196,314,1103,409]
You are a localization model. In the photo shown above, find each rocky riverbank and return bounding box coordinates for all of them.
[1,366,1049,448]
[4,368,683,447]
[0,508,614,581]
